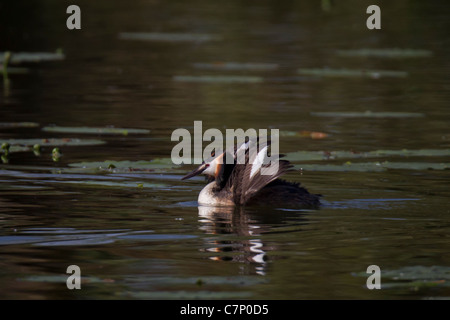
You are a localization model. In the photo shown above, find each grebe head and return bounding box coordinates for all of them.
[181,151,225,180]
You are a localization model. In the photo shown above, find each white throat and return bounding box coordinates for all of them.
[198,182,234,207]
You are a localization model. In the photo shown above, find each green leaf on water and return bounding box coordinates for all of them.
[173,75,263,84]
[297,68,408,79]
[336,48,433,58]
[42,126,150,135]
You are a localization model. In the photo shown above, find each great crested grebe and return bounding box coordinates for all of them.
[181,139,321,208]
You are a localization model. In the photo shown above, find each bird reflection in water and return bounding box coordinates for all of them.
[198,205,309,276]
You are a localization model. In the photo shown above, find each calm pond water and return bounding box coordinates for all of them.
[1,0,450,300]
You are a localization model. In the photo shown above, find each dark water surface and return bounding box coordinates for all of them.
[1,1,450,299]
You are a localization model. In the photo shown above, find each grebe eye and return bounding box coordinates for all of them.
[205,164,210,167]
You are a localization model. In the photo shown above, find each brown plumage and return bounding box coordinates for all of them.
[182,139,321,208]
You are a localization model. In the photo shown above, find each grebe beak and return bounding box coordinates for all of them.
[181,163,209,180]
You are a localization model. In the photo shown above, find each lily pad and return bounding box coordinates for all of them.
[124,290,252,299]
[69,158,175,169]
[336,48,433,58]
[1,138,105,147]
[66,158,178,174]
[284,149,450,162]
[280,130,329,139]
[353,265,450,290]
[58,180,168,189]
[173,75,263,83]
[0,122,40,128]
[42,126,150,135]
[293,162,449,172]
[380,266,450,281]
[310,111,424,118]
[118,32,222,42]
[368,149,450,157]
[1,145,31,154]
[18,275,104,283]
[124,275,267,286]
[297,68,408,78]
[0,51,65,64]
[192,62,278,71]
